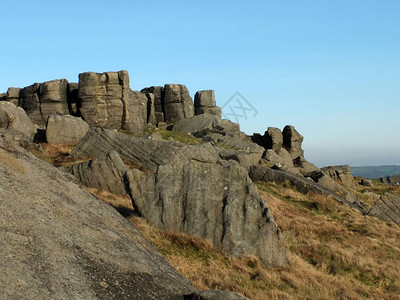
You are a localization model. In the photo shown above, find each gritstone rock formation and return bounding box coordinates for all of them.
[0,101,37,140]
[46,114,89,145]
[367,193,400,226]
[0,137,198,300]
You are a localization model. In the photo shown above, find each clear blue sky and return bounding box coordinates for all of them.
[1,0,399,167]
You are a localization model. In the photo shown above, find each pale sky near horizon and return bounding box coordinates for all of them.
[1,0,399,167]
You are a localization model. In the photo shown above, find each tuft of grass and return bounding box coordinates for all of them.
[29,143,90,167]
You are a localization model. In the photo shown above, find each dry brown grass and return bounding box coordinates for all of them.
[123,182,400,300]
[29,143,90,167]
[86,188,135,217]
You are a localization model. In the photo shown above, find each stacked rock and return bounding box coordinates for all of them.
[194,90,221,118]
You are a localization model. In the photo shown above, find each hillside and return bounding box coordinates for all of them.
[351,165,400,179]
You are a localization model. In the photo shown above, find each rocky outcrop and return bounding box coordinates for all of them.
[0,137,198,299]
[282,125,304,159]
[172,114,224,135]
[70,128,288,267]
[361,178,374,187]
[367,193,400,226]
[194,90,222,118]
[1,87,21,106]
[19,79,70,126]
[0,101,37,140]
[163,84,195,123]
[77,71,147,134]
[249,166,364,211]
[126,160,288,267]
[46,115,89,145]
[321,165,356,188]
[70,150,127,195]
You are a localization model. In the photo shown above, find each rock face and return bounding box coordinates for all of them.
[77,71,147,133]
[126,160,288,267]
[321,165,356,188]
[0,137,198,300]
[0,101,37,140]
[282,125,304,159]
[19,79,70,126]
[70,150,127,195]
[163,84,195,123]
[46,115,89,145]
[367,193,400,226]
[2,87,21,106]
[70,128,288,267]
[194,90,222,118]
[140,86,164,123]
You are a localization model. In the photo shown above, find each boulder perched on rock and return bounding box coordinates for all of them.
[19,79,70,126]
[163,84,194,123]
[361,178,374,187]
[126,160,288,267]
[0,137,198,299]
[172,114,222,135]
[194,90,222,118]
[321,165,356,188]
[367,193,400,226]
[70,150,127,195]
[282,125,304,159]
[0,101,37,140]
[2,87,21,106]
[46,115,89,145]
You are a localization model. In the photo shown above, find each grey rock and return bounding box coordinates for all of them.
[321,165,356,188]
[293,156,319,174]
[144,93,157,125]
[67,82,79,115]
[3,87,21,106]
[71,128,218,172]
[70,150,127,195]
[126,160,288,267]
[195,106,222,118]
[367,193,400,226]
[0,101,37,140]
[78,71,146,134]
[172,114,222,135]
[194,90,216,108]
[361,178,374,187]
[219,149,262,167]
[140,86,163,113]
[266,127,283,151]
[380,176,392,185]
[0,137,197,299]
[163,84,194,123]
[249,166,364,211]
[19,79,70,126]
[276,148,294,168]
[282,125,304,159]
[263,149,284,165]
[46,115,89,145]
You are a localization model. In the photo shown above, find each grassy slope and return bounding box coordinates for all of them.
[31,142,400,299]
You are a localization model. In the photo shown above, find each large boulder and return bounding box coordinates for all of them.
[172,114,222,135]
[69,150,128,195]
[321,165,356,188]
[126,160,288,267]
[78,71,147,134]
[163,84,194,123]
[194,90,221,118]
[19,79,70,126]
[367,193,400,226]
[46,115,89,145]
[2,87,21,106]
[0,101,37,140]
[0,137,198,299]
[282,125,304,159]
[265,127,283,151]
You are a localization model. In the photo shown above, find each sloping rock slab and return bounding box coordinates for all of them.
[69,150,127,195]
[0,138,197,299]
[71,128,218,171]
[249,166,364,212]
[126,160,288,267]
[367,193,400,226]
[0,101,37,140]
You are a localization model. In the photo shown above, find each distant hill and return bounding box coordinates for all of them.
[351,165,400,179]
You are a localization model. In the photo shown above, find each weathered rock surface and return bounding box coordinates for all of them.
[367,193,400,226]
[2,87,21,106]
[78,71,147,134]
[321,165,356,188]
[172,114,223,135]
[163,84,194,123]
[126,160,288,267]
[0,138,198,299]
[19,79,70,126]
[70,150,127,195]
[46,115,89,145]
[0,101,37,140]
[71,128,219,172]
[282,125,304,159]
[249,166,364,211]
[196,289,251,300]
[361,178,374,187]
[194,90,221,118]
